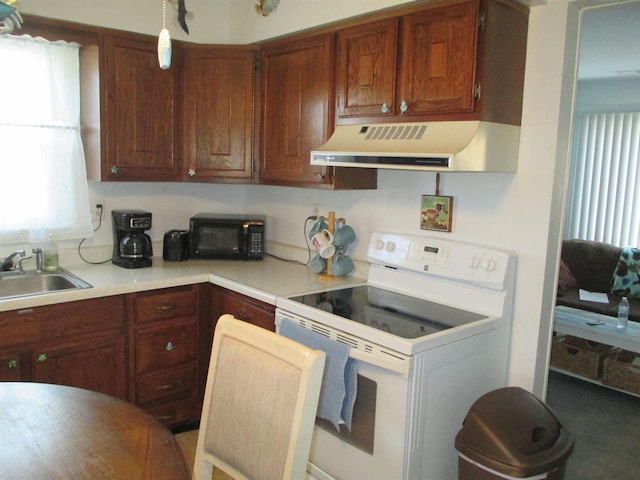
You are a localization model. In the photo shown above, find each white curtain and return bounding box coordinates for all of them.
[0,34,92,244]
[564,111,640,247]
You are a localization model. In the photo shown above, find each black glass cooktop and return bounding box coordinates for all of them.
[288,286,487,339]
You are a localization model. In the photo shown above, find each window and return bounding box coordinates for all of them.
[563,111,640,247]
[0,34,92,244]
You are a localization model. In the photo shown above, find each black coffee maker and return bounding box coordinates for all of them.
[112,210,153,269]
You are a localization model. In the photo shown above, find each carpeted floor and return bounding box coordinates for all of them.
[546,370,640,479]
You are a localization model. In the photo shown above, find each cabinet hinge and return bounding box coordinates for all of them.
[474,84,481,99]
[478,12,485,30]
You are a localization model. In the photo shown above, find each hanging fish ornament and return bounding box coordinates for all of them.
[167,0,190,34]
[255,0,280,17]
[0,0,22,34]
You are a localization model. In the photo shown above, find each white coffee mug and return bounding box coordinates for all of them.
[312,229,335,259]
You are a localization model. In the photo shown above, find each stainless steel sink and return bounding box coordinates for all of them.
[0,268,92,300]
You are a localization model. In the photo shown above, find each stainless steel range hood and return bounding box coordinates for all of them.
[311,121,520,172]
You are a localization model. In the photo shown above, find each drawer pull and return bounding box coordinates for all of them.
[156,382,179,390]
[156,413,176,421]
[234,312,250,321]
[165,342,174,351]
[7,359,18,369]
[37,354,47,362]
[156,304,177,312]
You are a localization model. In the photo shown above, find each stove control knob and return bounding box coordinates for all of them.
[483,258,497,272]
[468,256,481,269]
[385,241,396,252]
[375,239,385,250]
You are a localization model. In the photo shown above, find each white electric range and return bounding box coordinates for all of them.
[275,232,517,480]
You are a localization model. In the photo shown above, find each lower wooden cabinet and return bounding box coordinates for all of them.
[128,284,205,428]
[0,296,127,399]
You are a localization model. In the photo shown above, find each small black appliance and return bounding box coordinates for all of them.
[112,210,153,269]
[163,230,189,262]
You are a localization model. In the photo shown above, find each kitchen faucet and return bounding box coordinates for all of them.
[0,249,32,275]
[1,249,26,271]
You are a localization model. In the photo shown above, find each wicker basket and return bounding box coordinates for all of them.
[550,335,614,379]
[602,349,640,395]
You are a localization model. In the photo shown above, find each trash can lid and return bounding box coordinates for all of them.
[455,387,574,477]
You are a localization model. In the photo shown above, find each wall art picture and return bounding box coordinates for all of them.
[421,195,453,232]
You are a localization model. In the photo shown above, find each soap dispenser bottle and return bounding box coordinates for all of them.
[43,234,59,272]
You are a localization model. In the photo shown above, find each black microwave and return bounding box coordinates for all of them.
[189,214,265,260]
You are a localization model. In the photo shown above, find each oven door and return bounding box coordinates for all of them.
[275,310,412,480]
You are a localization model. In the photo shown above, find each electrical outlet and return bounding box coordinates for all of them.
[92,201,105,221]
[312,203,320,217]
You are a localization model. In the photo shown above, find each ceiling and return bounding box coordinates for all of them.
[578,1,640,80]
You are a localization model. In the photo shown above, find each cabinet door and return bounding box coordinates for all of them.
[183,47,255,182]
[336,18,398,119]
[103,33,180,181]
[32,334,126,399]
[398,0,478,116]
[260,34,334,187]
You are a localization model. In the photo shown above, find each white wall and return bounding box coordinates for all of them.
[21,0,228,43]
[11,0,584,396]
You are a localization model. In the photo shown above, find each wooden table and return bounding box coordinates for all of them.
[0,382,188,479]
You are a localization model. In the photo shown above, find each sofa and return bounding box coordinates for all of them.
[557,239,640,322]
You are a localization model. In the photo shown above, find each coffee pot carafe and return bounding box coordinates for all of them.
[112,210,153,269]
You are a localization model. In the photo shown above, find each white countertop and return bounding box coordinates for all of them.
[0,256,366,313]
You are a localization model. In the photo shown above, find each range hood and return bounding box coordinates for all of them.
[311,121,520,172]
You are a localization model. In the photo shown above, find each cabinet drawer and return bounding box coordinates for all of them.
[219,290,275,331]
[145,394,199,427]
[0,296,125,347]
[136,320,197,375]
[136,365,197,404]
[136,287,197,324]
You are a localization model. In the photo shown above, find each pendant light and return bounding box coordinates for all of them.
[158,0,172,69]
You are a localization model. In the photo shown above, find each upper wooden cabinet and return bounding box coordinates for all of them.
[260,34,377,189]
[260,34,334,187]
[182,46,256,183]
[335,0,528,125]
[398,0,478,116]
[336,18,399,119]
[102,33,181,181]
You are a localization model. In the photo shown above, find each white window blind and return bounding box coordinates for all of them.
[564,111,640,247]
[0,34,92,245]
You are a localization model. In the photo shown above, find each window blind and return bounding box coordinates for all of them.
[564,111,640,247]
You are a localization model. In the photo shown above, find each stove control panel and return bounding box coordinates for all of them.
[368,232,514,288]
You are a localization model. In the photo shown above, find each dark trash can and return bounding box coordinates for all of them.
[455,387,573,480]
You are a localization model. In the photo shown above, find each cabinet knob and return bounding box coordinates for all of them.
[110,165,118,174]
[37,354,47,362]
[188,169,196,177]
[165,342,174,351]
[316,173,325,181]
[381,102,390,114]
[7,359,18,369]
[400,100,408,114]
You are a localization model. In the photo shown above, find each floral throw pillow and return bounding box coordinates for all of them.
[611,247,640,298]
[557,259,578,296]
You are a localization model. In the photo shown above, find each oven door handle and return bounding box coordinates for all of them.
[348,347,409,377]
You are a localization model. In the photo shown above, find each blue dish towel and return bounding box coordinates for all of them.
[279,319,358,431]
